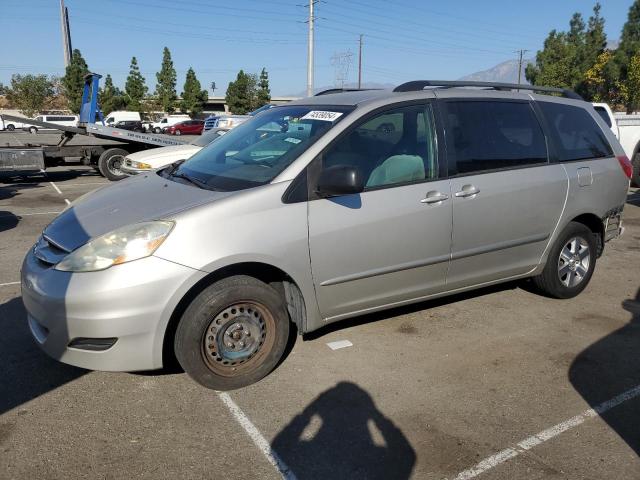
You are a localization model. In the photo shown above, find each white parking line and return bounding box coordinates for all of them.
[454,384,640,479]
[64,198,71,205]
[49,181,63,195]
[218,392,297,480]
[0,211,62,217]
[0,281,20,287]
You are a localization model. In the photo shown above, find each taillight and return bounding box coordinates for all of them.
[617,155,633,179]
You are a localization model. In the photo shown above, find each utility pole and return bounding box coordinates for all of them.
[516,49,529,85]
[59,0,72,67]
[306,0,317,97]
[358,34,363,89]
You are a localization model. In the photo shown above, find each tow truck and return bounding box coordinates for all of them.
[0,73,187,181]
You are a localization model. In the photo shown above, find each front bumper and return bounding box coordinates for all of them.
[21,249,206,371]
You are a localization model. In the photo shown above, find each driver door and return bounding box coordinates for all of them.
[307,103,453,321]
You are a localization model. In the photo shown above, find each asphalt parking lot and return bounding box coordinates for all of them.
[1,157,639,479]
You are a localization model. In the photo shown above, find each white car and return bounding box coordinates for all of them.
[0,115,26,131]
[22,114,78,134]
[121,127,229,175]
[103,111,141,126]
[150,115,191,134]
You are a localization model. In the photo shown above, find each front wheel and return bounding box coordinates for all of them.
[6,124,15,131]
[29,127,37,134]
[153,127,161,134]
[98,148,129,181]
[174,275,290,391]
[532,222,597,299]
[174,129,181,136]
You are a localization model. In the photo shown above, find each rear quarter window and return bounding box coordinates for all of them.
[593,106,612,127]
[538,102,613,161]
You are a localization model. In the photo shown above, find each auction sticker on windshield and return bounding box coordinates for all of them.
[301,110,344,122]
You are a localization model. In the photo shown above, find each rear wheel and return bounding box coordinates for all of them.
[153,127,161,134]
[174,275,290,391]
[632,152,640,187]
[174,129,181,136]
[6,124,15,131]
[29,126,37,134]
[98,148,129,181]
[532,222,597,299]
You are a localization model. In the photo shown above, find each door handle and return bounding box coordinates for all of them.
[421,191,449,204]
[454,184,480,198]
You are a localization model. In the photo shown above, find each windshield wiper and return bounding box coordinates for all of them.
[171,171,209,189]
[165,159,186,176]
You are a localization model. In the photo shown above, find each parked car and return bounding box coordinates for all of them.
[165,120,205,136]
[22,114,78,134]
[121,127,229,176]
[203,114,221,132]
[215,115,249,129]
[150,115,191,134]
[0,115,26,131]
[112,120,144,132]
[592,102,640,186]
[103,111,141,126]
[203,106,273,132]
[22,82,630,391]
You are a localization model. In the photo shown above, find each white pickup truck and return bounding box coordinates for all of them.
[592,103,640,186]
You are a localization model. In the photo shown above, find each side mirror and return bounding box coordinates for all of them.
[316,165,364,196]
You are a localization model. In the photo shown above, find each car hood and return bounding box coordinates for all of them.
[44,172,233,251]
[126,144,202,167]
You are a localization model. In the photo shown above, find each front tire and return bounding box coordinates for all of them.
[6,124,15,131]
[175,275,290,391]
[174,129,181,136]
[29,127,37,134]
[532,222,597,299]
[154,127,161,134]
[98,148,129,181]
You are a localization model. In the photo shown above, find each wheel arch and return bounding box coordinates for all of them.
[570,213,604,257]
[161,261,307,368]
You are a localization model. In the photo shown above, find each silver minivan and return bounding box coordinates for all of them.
[22,81,631,390]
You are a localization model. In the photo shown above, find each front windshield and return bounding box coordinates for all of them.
[173,105,353,191]
[191,128,227,147]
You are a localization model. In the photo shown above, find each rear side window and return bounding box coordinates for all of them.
[443,101,547,175]
[593,106,612,127]
[538,102,613,161]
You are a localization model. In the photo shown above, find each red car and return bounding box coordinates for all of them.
[166,120,204,135]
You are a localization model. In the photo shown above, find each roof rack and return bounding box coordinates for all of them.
[314,88,382,96]
[392,80,583,100]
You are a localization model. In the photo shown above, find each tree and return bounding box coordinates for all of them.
[620,54,640,113]
[526,30,576,88]
[225,70,258,114]
[584,50,620,103]
[99,74,126,114]
[180,67,207,115]
[155,47,177,113]
[0,82,6,95]
[615,0,640,111]
[61,49,89,113]
[6,74,54,117]
[256,67,271,107]
[125,56,148,112]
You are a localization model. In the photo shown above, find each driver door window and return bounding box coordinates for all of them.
[321,104,438,189]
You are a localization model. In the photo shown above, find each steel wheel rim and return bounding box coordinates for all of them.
[108,155,124,176]
[201,301,275,377]
[557,236,590,288]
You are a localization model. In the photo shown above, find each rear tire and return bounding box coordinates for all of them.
[532,222,597,299]
[174,275,290,391]
[29,127,37,134]
[6,124,15,131]
[98,148,129,181]
[632,152,640,188]
[154,127,161,134]
[174,129,181,136]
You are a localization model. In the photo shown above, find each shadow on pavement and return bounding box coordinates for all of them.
[0,211,20,233]
[0,296,85,416]
[569,288,640,456]
[272,382,416,479]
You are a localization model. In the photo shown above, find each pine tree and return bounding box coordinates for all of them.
[125,57,148,112]
[225,70,257,114]
[180,67,207,115]
[256,67,271,108]
[525,30,575,88]
[99,74,126,115]
[155,47,177,113]
[61,49,89,113]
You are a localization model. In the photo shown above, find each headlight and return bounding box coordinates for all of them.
[55,221,174,272]
[131,160,152,169]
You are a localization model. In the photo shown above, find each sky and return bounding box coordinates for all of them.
[0,0,636,97]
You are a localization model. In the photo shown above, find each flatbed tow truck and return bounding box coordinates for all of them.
[0,74,186,181]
